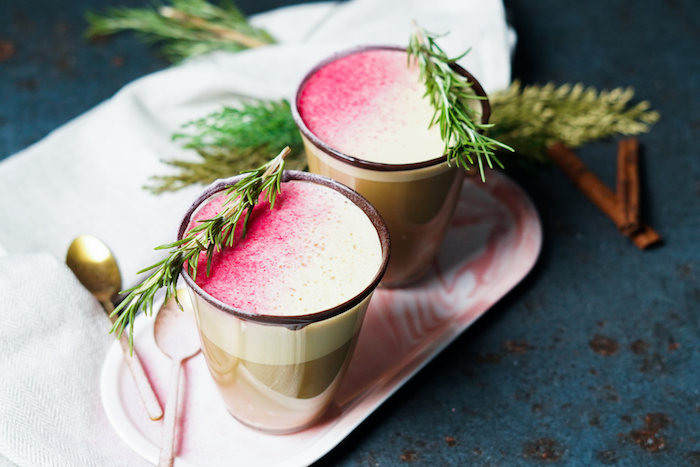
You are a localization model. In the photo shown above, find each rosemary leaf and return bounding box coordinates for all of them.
[408,22,514,181]
[113,147,290,352]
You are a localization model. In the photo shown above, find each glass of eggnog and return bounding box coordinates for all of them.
[179,170,389,434]
[292,46,490,287]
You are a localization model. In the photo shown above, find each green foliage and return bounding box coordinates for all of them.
[407,23,513,180]
[151,82,660,192]
[85,0,275,62]
[488,80,660,162]
[148,100,305,193]
[113,149,289,351]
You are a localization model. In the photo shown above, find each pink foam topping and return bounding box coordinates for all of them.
[297,49,434,161]
[188,181,376,315]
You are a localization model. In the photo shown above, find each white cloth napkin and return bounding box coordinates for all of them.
[0,254,152,467]
[0,1,513,465]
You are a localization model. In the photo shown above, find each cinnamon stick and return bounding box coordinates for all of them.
[547,142,661,250]
[616,138,640,235]
[629,224,662,250]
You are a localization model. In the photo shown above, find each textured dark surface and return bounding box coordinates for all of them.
[1,0,699,465]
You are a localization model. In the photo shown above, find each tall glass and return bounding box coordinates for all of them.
[179,171,390,434]
[292,46,490,287]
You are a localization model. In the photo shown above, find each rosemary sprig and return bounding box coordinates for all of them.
[112,147,290,352]
[408,22,514,181]
[148,100,305,193]
[488,80,660,162]
[85,0,275,62]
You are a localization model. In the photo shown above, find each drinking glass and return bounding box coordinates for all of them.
[179,171,390,434]
[292,46,490,287]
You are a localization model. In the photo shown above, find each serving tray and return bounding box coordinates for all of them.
[101,171,542,466]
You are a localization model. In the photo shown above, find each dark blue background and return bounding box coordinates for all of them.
[1,1,699,465]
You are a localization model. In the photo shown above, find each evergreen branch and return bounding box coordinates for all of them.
[488,81,660,162]
[112,147,290,352]
[85,0,275,62]
[140,23,659,192]
[148,100,305,193]
[408,22,514,181]
[148,84,659,192]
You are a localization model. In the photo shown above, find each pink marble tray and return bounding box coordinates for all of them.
[101,172,542,467]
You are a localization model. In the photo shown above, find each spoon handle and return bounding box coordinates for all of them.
[117,331,164,421]
[159,359,184,467]
[104,300,164,421]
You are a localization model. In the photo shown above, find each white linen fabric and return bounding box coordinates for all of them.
[0,254,152,467]
[0,1,513,465]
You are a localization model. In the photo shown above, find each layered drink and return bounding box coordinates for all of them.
[293,47,490,286]
[179,171,389,434]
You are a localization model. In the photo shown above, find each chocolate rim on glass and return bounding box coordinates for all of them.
[179,170,390,434]
[292,45,490,287]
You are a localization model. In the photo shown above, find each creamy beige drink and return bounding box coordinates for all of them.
[293,47,489,286]
[180,171,389,434]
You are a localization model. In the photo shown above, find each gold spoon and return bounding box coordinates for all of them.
[153,288,201,467]
[66,234,163,421]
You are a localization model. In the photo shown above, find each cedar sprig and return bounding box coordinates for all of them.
[488,80,660,162]
[148,100,305,193]
[150,83,659,191]
[408,22,514,181]
[85,0,275,62]
[143,23,659,192]
[112,147,290,351]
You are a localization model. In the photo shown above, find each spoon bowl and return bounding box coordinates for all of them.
[66,234,121,306]
[154,289,201,361]
[154,289,201,467]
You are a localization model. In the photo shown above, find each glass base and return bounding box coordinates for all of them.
[226,408,327,436]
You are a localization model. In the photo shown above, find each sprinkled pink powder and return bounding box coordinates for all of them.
[188,181,380,316]
[297,49,444,163]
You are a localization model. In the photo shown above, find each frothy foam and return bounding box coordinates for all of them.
[297,49,445,165]
[190,180,382,316]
